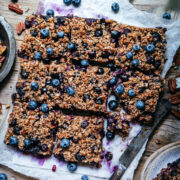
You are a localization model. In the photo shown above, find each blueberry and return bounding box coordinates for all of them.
[96,68,104,75]
[40,29,49,38]
[63,0,72,5]
[111,2,120,13]
[131,59,139,67]
[163,12,171,20]
[66,86,75,96]
[67,162,77,172]
[154,60,161,69]
[57,31,65,38]
[31,30,38,37]
[60,138,70,148]
[111,30,120,39]
[128,89,136,97]
[72,0,81,7]
[106,131,114,140]
[81,121,89,128]
[13,126,21,135]
[81,59,89,67]
[52,79,60,87]
[9,136,18,146]
[41,87,47,94]
[133,44,140,52]
[95,29,103,37]
[94,97,104,105]
[24,139,32,148]
[93,87,101,94]
[41,103,49,113]
[108,100,118,110]
[146,44,155,52]
[115,84,124,95]
[105,151,113,161]
[31,82,39,91]
[46,79,51,86]
[126,51,133,59]
[20,69,29,79]
[46,47,54,55]
[41,144,48,152]
[67,42,77,51]
[136,100,145,110]
[34,52,42,60]
[81,175,89,180]
[46,9,54,16]
[101,51,109,58]
[0,173,7,180]
[28,100,38,110]
[88,51,96,59]
[109,77,118,86]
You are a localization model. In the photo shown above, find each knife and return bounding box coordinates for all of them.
[109,99,171,180]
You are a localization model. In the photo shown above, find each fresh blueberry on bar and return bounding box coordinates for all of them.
[52,79,60,87]
[115,84,124,95]
[163,12,171,20]
[128,89,136,97]
[109,77,118,86]
[136,100,145,110]
[106,131,114,140]
[111,2,119,13]
[81,59,89,67]
[41,144,48,152]
[101,51,109,58]
[146,44,155,52]
[96,68,104,75]
[81,121,89,128]
[67,162,77,172]
[88,51,96,59]
[63,0,72,5]
[105,151,113,161]
[72,0,81,7]
[66,86,75,96]
[126,51,133,59]
[57,31,65,38]
[108,100,118,110]
[40,29,49,38]
[46,47,54,56]
[111,30,120,39]
[28,100,38,110]
[9,136,18,146]
[60,138,70,148]
[95,29,103,37]
[31,82,39,91]
[24,139,32,148]
[31,30,38,37]
[20,69,29,79]
[46,9,54,16]
[131,59,139,67]
[34,52,42,60]
[67,42,77,51]
[93,87,101,94]
[41,87,47,94]
[0,173,7,180]
[133,44,140,52]
[81,175,89,180]
[41,103,49,113]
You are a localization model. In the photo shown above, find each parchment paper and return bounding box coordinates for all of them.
[0,0,180,179]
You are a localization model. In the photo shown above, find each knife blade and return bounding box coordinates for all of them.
[109,99,171,180]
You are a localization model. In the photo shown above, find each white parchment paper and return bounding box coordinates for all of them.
[0,0,180,179]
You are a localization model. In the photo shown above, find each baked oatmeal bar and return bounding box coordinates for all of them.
[54,111,104,167]
[4,102,56,156]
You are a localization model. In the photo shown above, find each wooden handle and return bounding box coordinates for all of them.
[109,168,126,180]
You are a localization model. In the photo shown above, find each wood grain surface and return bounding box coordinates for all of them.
[0,0,179,180]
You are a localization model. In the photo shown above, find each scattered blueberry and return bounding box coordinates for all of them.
[133,44,140,52]
[81,121,89,128]
[63,0,72,5]
[34,52,42,60]
[40,29,49,38]
[101,51,109,58]
[81,59,89,67]
[41,87,47,94]
[28,100,38,110]
[95,29,103,37]
[163,12,171,20]
[31,82,39,91]
[41,144,48,152]
[66,86,75,96]
[154,60,161,70]
[41,103,49,113]
[108,100,118,110]
[128,89,136,97]
[88,51,96,59]
[105,151,113,161]
[81,175,89,180]
[57,31,65,38]
[111,30,120,39]
[67,162,77,172]
[46,47,54,55]
[109,77,118,86]
[46,9,54,16]
[93,87,101,94]
[136,100,145,110]
[126,51,133,59]
[106,131,114,140]
[60,138,70,148]
[31,30,38,37]
[146,44,155,52]
[24,139,32,148]
[20,69,29,79]
[52,79,60,87]
[9,136,18,146]
[67,42,77,51]
[94,97,103,105]
[131,59,139,67]
[0,173,7,180]
[115,84,124,95]
[72,0,81,7]
[96,68,104,75]
[13,126,21,135]
[111,2,120,13]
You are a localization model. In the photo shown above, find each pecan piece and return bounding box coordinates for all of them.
[168,78,176,93]
[8,3,23,15]
[17,22,25,35]
[0,46,6,56]
[168,93,180,105]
